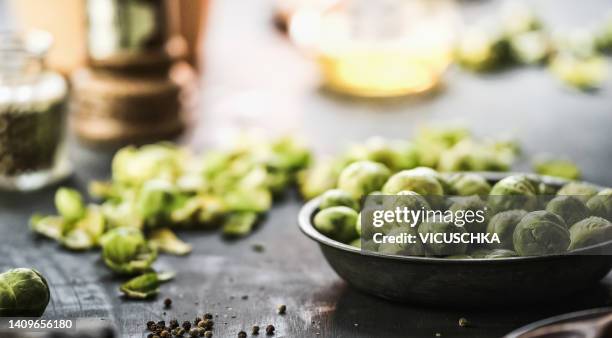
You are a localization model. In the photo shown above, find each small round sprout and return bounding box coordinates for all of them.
[378,227,425,256]
[586,189,612,221]
[313,206,359,244]
[345,137,400,171]
[569,216,612,250]
[448,196,489,234]
[447,173,492,196]
[101,227,158,275]
[0,268,50,317]
[337,161,391,199]
[382,169,444,196]
[557,182,599,203]
[546,196,589,228]
[418,220,468,256]
[489,175,538,213]
[513,211,570,256]
[486,209,528,250]
[390,191,431,228]
[55,188,85,222]
[319,189,359,211]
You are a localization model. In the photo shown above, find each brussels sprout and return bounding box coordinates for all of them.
[484,249,518,259]
[313,206,359,243]
[149,228,192,256]
[136,179,178,226]
[447,173,491,196]
[569,216,612,250]
[549,53,607,90]
[438,140,510,172]
[112,144,184,185]
[513,211,570,256]
[489,175,538,213]
[0,268,50,317]
[222,212,259,237]
[486,209,527,250]
[62,206,106,250]
[319,189,359,211]
[298,160,342,200]
[392,140,420,170]
[101,227,157,275]
[407,167,451,193]
[557,182,599,203]
[587,189,612,221]
[55,188,85,222]
[382,169,444,196]
[509,31,550,64]
[119,271,175,299]
[418,220,468,256]
[30,215,65,241]
[223,186,272,213]
[533,158,581,180]
[448,196,489,234]
[378,227,426,256]
[546,196,589,228]
[595,13,612,52]
[414,126,470,168]
[345,137,401,171]
[338,161,391,199]
[456,27,511,71]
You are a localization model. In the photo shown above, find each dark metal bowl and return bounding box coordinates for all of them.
[298,172,612,306]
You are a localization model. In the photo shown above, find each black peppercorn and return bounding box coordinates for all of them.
[252,325,260,335]
[204,331,213,338]
[238,331,247,338]
[266,325,275,335]
[204,313,213,320]
[170,319,179,329]
[194,317,202,326]
[277,305,286,315]
[182,321,192,330]
[147,321,156,331]
[160,331,171,338]
[189,328,199,337]
[164,298,172,308]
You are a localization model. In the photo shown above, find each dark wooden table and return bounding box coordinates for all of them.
[2,0,612,337]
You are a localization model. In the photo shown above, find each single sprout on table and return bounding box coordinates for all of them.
[149,228,192,256]
[101,227,158,275]
[313,206,359,244]
[55,187,86,222]
[549,53,608,90]
[587,189,612,221]
[569,216,612,250]
[119,271,175,299]
[456,27,511,72]
[509,31,551,64]
[545,196,590,228]
[512,211,570,256]
[486,209,528,250]
[0,268,50,317]
[337,161,391,199]
[382,168,444,196]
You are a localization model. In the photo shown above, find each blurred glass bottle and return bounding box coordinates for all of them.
[0,31,70,191]
[290,0,461,97]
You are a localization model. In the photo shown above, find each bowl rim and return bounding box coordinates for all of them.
[298,171,612,264]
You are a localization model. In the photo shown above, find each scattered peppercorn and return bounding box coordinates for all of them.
[204,313,213,320]
[252,325,260,335]
[160,330,171,338]
[266,325,275,335]
[147,321,156,331]
[458,317,470,327]
[147,334,154,338]
[204,331,213,338]
[189,328,200,337]
[277,305,286,315]
[238,331,247,338]
[170,319,179,329]
[182,321,192,331]
[164,298,172,308]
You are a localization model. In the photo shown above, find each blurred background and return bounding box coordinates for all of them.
[1,0,611,188]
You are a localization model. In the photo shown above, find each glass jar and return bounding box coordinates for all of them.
[0,31,70,191]
[290,0,461,97]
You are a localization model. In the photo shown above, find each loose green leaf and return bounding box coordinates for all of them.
[222,212,258,237]
[149,228,192,256]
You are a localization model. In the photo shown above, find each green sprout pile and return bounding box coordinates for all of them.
[311,165,612,258]
[456,4,612,90]
[298,126,520,200]
[30,136,311,298]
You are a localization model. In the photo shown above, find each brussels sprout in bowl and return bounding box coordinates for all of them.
[298,172,612,306]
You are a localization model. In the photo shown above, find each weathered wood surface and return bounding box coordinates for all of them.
[1,0,612,337]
